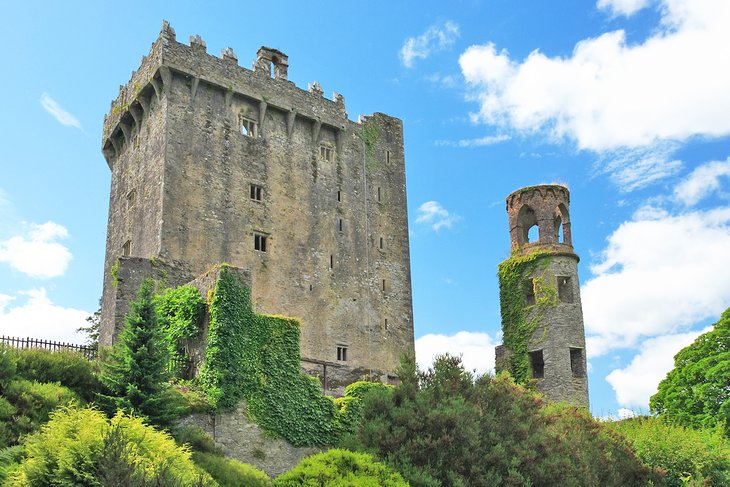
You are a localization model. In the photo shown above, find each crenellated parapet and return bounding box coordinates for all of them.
[506,184,574,253]
[102,20,361,168]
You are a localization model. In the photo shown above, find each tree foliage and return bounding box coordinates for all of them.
[650,307,730,436]
[97,279,175,427]
[351,353,660,487]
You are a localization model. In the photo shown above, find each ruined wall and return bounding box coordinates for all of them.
[99,21,414,385]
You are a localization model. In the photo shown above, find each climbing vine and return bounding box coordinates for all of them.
[156,285,205,363]
[194,265,378,446]
[497,249,557,384]
[360,120,380,171]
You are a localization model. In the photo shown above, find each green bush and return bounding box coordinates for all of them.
[13,348,101,402]
[192,451,271,487]
[7,407,214,486]
[172,424,221,455]
[611,416,730,487]
[171,380,214,415]
[274,449,408,486]
[0,446,24,485]
[157,285,206,363]
[0,345,17,391]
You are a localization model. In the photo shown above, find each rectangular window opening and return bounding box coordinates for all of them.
[523,279,536,306]
[558,276,574,303]
[240,115,258,138]
[386,150,391,164]
[329,255,333,270]
[379,237,384,250]
[338,218,343,232]
[377,187,382,202]
[570,348,585,378]
[337,190,341,202]
[529,350,544,379]
[384,318,389,331]
[320,145,333,162]
[126,189,136,210]
[254,233,268,252]
[337,346,348,361]
[122,240,131,257]
[250,184,263,201]
[382,279,386,292]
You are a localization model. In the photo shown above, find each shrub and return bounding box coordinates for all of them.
[192,451,271,487]
[172,424,221,455]
[274,449,408,487]
[611,416,730,487]
[7,407,213,486]
[0,446,24,485]
[0,345,17,391]
[13,348,101,402]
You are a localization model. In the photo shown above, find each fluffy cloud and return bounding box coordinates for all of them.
[40,93,82,130]
[400,21,460,68]
[605,329,707,407]
[458,0,730,188]
[415,331,497,375]
[0,222,72,278]
[0,288,89,344]
[415,201,462,231]
[674,157,730,206]
[582,205,730,356]
[597,0,652,16]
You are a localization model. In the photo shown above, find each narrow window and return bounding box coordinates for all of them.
[319,145,333,162]
[337,190,341,202]
[529,350,544,379]
[570,348,585,378]
[329,254,333,269]
[254,233,268,252]
[250,184,263,201]
[122,240,131,257]
[557,276,574,303]
[240,115,258,137]
[377,187,382,202]
[386,150,391,164]
[337,346,348,361]
[523,279,536,306]
[338,218,343,232]
[309,284,313,291]
[126,189,136,210]
[384,318,389,330]
[379,237,384,250]
[382,279,386,292]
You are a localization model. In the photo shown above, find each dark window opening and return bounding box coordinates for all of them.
[379,237,384,249]
[337,346,348,361]
[240,115,258,137]
[377,187,382,202]
[330,255,333,269]
[570,348,585,377]
[384,318,389,330]
[386,150,391,164]
[529,350,544,379]
[557,276,574,303]
[320,145,333,162]
[309,284,313,291]
[523,279,536,306]
[122,240,131,257]
[254,233,268,252]
[338,218,343,232]
[337,190,341,202]
[250,184,263,201]
[382,279,386,292]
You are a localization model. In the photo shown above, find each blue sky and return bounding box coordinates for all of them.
[1,0,729,417]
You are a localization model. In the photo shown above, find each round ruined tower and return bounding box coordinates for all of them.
[495,184,589,407]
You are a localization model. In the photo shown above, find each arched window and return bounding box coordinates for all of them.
[554,203,570,244]
[518,205,538,244]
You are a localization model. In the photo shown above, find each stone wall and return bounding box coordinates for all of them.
[179,402,322,479]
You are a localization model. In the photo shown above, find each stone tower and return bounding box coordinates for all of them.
[98,22,414,392]
[495,184,589,407]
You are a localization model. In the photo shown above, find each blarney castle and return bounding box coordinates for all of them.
[99,21,414,393]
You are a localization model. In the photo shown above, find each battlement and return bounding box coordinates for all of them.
[102,20,378,167]
[506,184,574,250]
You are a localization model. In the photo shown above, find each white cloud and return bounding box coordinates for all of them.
[597,0,652,16]
[40,93,82,129]
[434,134,510,148]
[400,21,460,68]
[0,288,89,344]
[415,201,462,231]
[458,0,730,189]
[674,157,730,206]
[598,144,683,192]
[583,206,730,356]
[415,331,497,375]
[605,329,707,407]
[0,222,72,278]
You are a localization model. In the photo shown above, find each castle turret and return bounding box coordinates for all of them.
[495,184,589,407]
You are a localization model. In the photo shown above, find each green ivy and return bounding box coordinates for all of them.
[111,261,119,287]
[156,286,205,363]
[360,120,380,171]
[497,250,557,384]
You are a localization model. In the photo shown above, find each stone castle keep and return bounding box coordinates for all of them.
[99,22,414,391]
[495,185,589,407]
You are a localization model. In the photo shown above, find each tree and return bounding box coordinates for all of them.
[77,298,101,349]
[650,307,730,436]
[97,279,175,427]
[352,353,659,487]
